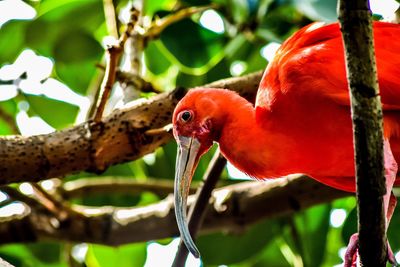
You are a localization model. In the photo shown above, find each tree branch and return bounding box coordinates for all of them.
[0,71,262,185]
[338,1,386,266]
[144,5,217,40]
[93,7,140,122]
[60,177,198,199]
[0,175,350,245]
[102,0,119,39]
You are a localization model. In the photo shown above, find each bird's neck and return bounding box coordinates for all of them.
[216,96,277,178]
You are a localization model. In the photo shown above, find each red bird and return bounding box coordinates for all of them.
[172,21,400,266]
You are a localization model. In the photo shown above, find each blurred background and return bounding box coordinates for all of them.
[0,0,399,266]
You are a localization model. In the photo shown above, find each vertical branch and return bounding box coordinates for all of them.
[121,1,145,103]
[93,8,140,122]
[172,150,227,267]
[103,0,119,39]
[338,1,387,266]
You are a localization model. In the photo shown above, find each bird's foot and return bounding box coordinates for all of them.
[344,233,358,267]
[344,233,398,267]
[388,242,398,266]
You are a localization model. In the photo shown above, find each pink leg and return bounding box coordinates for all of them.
[344,139,398,267]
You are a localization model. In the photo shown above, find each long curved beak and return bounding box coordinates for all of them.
[174,136,201,258]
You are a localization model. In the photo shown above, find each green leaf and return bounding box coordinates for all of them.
[175,59,230,88]
[341,207,357,245]
[86,243,147,267]
[25,19,58,57]
[289,204,331,267]
[387,202,400,251]
[144,41,171,75]
[0,99,17,135]
[181,0,211,6]
[36,0,102,28]
[101,162,135,177]
[146,145,176,179]
[160,18,226,69]
[294,0,338,22]
[144,0,177,16]
[259,4,307,42]
[205,58,231,82]
[197,219,278,265]
[252,239,291,267]
[0,244,34,267]
[176,71,207,88]
[27,242,62,264]
[25,1,103,59]
[25,94,79,129]
[0,243,67,267]
[0,21,26,63]
[55,61,98,94]
[229,0,250,24]
[53,30,103,64]
[244,45,268,74]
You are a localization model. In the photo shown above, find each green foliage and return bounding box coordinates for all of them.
[24,94,79,130]
[0,0,394,266]
[197,219,279,265]
[0,243,67,267]
[86,243,147,267]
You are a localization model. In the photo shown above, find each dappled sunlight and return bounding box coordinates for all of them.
[199,10,225,34]
[330,209,347,228]
[0,0,36,28]
[145,239,201,267]
[0,202,29,218]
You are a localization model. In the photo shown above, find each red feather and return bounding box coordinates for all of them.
[252,21,400,191]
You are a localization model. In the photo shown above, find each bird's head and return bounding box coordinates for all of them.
[172,88,228,258]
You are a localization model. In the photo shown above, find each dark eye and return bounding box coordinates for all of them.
[180,111,192,122]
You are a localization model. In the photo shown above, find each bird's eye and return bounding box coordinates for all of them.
[180,111,192,122]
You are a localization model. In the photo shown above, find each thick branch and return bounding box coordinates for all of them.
[0,71,262,185]
[338,1,386,266]
[0,175,350,245]
[61,177,198,199]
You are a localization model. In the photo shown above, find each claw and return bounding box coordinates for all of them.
[344,233,397,267]
[344,233,359,267]
[388,242,398,266]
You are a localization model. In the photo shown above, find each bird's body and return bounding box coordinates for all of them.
[216,21,400,192]
[172,21,400,265]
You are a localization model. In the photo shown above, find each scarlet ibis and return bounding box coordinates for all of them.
[172,21,400,266]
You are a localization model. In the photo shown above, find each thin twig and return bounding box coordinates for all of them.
[145,124,173,136]
[145,5,217,40]
[0,186,41,208]
[93,7,140,122]
[30,183,74,221]
[103,0,119,39]
[95,64,160,94]
[172,150,227,267]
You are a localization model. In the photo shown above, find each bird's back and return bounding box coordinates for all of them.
[254,21,400,191]
[256,21,400,113]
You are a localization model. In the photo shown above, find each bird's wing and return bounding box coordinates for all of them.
[256,21,400,113]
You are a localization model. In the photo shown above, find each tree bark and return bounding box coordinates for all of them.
[0,71,262,185]
[0,175,349,245]
[338,1,387,266]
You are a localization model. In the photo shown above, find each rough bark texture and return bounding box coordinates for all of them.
[0,175,349,245]
[338,1,387,266]
[0,71,262,185]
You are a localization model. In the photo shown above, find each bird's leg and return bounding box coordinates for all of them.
[344,139,398,267]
